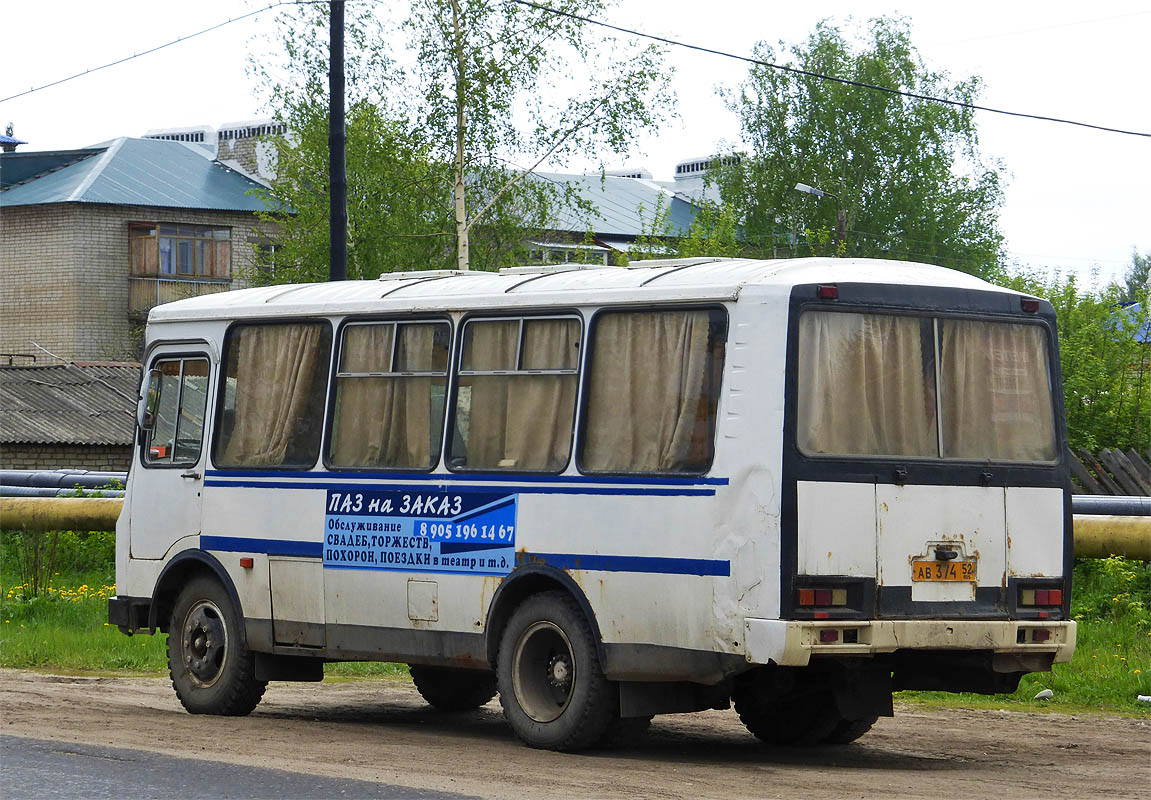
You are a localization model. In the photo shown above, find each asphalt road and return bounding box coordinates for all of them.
[0,735,474,800]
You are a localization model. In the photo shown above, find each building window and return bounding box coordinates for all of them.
[255,241,282,281]
[130,223,231,279]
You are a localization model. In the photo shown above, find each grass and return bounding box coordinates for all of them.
[2,557,1147,715]
[0,568,408,679]
[901,556,1151,716]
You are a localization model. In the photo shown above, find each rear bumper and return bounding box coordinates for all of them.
[744,618,1076,667]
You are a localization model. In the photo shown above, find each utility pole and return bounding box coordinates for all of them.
[329,0,348,281]
[794,182,846,256]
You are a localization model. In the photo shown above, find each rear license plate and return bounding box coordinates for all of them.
[912,560,976,582]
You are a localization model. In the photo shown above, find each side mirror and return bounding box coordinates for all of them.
[139,369,162,432]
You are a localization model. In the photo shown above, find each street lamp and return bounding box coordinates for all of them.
[794,182,846,255]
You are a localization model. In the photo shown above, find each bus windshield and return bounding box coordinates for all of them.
[797,310,1057,462]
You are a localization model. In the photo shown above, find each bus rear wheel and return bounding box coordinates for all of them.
[824,714,878,744]
[167,576,266,716]
[410,665,497,711]
[497,591,617,751]
[732,668,840,747]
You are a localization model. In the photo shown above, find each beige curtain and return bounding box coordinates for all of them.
[330,324,443,469]
[941,320,1056,461]
[459,319,579,470]
[797,312,937,457]
[223,323,325,466]
[582,311,714,473]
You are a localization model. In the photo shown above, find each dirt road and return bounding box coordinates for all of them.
[2,669,1147,799]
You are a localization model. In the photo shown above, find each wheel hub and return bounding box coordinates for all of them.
[512,620,576,723]
[547,654,571,688]
[182,600,227,687]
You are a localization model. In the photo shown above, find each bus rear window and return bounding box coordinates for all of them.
[798,312,938,458]
[939,319,1056,462]
[797,310,1056,462]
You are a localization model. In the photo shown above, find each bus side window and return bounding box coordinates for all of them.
[580,308,727,475]
[214,321,332,469]
[449,316,581,472]
[144,357,210,466]
[328,320,450,470]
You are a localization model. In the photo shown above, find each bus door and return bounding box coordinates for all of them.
[130,347,213,560]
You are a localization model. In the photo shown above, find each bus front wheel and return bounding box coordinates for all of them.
[167,576,266,716]
[497,591,616,751]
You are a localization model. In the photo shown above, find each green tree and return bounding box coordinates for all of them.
[715,17,1005,277]
[251,1,672,279]
[1005,269,1150,452]
[250,3,463,281]
[1122,249,1150,303]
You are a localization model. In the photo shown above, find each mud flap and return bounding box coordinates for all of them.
[832,662,894,720]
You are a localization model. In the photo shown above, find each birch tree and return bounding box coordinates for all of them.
[404,0,672,270]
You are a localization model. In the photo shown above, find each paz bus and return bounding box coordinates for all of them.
[109,257,1075,751]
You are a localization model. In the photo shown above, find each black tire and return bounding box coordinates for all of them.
[596,714,653,748]
[824,714,877,745]
[167,576,266,716]
[410,665,498,711]
[497,591,617,751]
[733,671,839,747]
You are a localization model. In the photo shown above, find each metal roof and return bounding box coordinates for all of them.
[0,364,139,446]
[149,258,1011,324]
[534,172,700,237]
[0,137,275,211]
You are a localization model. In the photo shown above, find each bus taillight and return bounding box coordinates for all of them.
[798,588,848,607]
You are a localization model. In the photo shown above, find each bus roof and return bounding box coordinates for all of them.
[148,257,1014,323]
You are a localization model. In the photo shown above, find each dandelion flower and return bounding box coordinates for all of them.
[1135,669,1142,675]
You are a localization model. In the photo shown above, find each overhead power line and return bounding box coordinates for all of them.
[0,0,342,105]
[510,0,1150,139]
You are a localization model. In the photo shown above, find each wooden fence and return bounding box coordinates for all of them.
[1069,448,1151,496]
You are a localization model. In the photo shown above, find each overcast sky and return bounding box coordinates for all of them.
[3,0,1147,286]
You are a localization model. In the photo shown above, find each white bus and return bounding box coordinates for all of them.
[109,257,1075,751]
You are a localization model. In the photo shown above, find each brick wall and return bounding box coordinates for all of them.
[1,443,132,472]
[1,203,273,363]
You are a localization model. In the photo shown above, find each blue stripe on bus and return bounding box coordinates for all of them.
[200,535,322,558]
[204,469,728,487]
[197,537,729,577]
[203,479,716,497]
[519,552,730,577]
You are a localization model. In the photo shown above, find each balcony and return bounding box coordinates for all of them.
[129,276,233,317]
